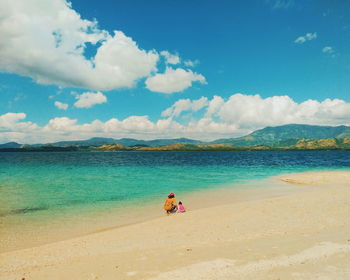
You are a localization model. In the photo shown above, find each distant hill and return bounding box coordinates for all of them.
[0,142,21,148]
[213,124,350,146]
[96,137,350,151]
[48,137,201,147]
[286,137,350,150]
[119,138,202,147]
[48,137,117,147]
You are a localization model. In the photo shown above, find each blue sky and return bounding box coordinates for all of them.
[1,0,350,143]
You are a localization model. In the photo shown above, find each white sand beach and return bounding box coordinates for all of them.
[1,170,350,280]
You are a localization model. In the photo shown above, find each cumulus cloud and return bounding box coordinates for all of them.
[2,94,350,143]
[145,67,207,94]
[166,94,350,130]
[162,97,209,117]
[0,113,38,131]
[0,113,40,143]
[322,46,334,53]
[205,95,225,117]
[54,101,68,110]
[160,51,180,65]
[74,91,107,108]
[0,0,159,91]
[45,117,78,131]
[0,0,207,93]
[294,32,317,44]
[0,113,26,129]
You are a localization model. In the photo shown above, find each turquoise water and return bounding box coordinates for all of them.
[1,151,350,218]
[1,150,349,251]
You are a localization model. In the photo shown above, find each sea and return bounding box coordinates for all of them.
[1,150,350,252]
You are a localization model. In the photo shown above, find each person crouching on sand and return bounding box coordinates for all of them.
[177,201,186,213]
[164,192,177,215]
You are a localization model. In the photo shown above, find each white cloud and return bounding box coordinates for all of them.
[145,67,207,94]
[2,94,350,143]
[74,91,107,108]
[54,101,68,110]
[205,94,350,130]
[0,0,159,91]
[160,51,180,65]
[322,46,334,53]
[45,117,78,131]
[0,113,26,128]
[184,59,199,67]
[267,0,295,9]
[305,33,317,40]
[294,32,317,44]
[0,0,207,94]
[205,95,225,117]
[294,37,306,44]
[0,113,39,143]
[161,97,209,117]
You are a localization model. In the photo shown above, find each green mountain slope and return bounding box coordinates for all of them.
[95,137,350,151]
[214,124,350,146]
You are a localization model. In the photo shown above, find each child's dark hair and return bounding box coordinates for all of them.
[168,194,174,198]
[178,201,182,204]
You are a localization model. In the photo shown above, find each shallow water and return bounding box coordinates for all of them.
[1,151,349,251]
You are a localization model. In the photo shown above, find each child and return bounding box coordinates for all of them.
[177,201,186,213]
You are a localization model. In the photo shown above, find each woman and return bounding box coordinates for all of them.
[164,192,177,215]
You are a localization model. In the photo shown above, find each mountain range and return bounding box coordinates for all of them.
[213,124,350,146]
[1,124,350,151]
[45,137,200,147]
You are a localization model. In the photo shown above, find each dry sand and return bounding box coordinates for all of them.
[1,170,350,280]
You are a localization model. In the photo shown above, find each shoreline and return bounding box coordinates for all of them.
[1,168,349,254]
[0,175,302,253]
[276,169,350,186]
[1,170,350,279]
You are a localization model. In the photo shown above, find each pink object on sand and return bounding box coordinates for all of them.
[178,204,186,212]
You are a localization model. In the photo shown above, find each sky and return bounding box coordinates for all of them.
[1,0,350,143]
